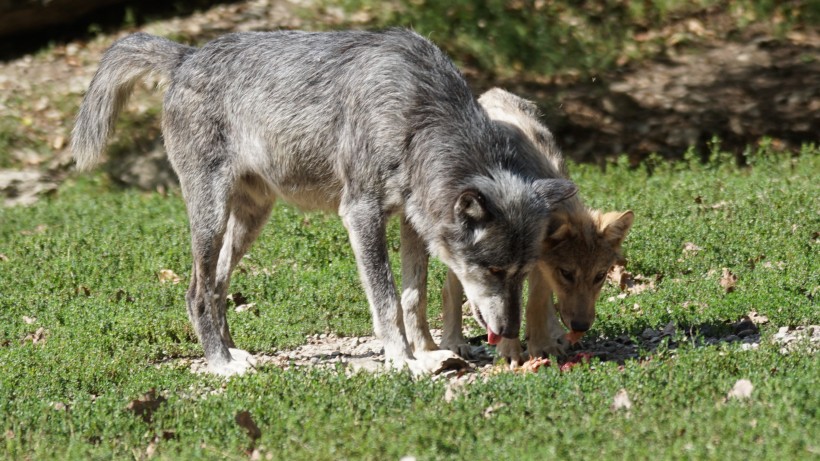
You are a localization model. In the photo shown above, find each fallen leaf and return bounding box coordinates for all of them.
[727,379,753,401]
[144,437,158,459]
[50,402,68,411]
[747,311,769,325]
[612,388,632,411]
[76,285,91,297]
[126,389,167,423]
[0,254,8,262]
[20,224,47,235]
[607,264,627,286]
[235,410,262,441]
[235,303,258,314]
[158,269,181,284]
[720,268,738,293]
[483,402,506,419]
[22,316,36,324]
[683,242,703,254]
[761,261,785,270]
[518,357,552,373]
[23,327,47,344]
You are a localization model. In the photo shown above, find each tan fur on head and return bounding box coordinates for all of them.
[541,206,634,332]
[597,210,634,247]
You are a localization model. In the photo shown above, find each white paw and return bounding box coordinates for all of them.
[496,338,526,368]
[208,348,256,376]
[387,349,469,376]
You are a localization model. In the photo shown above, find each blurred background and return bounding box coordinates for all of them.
[0,0,817,202]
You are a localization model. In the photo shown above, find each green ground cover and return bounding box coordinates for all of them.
[1,144,818,459]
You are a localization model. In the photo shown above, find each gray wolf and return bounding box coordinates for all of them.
[71,30,577,376]
[440,88,633,366]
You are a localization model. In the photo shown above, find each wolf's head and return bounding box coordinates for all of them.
[540,209,634,334]
[436,172,577,343]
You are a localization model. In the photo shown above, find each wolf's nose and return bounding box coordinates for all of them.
[570,320,590,332]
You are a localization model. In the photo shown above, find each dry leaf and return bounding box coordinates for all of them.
[76,285,91,297]
[0,254,8,262]
[23,327,47,344]
[235,410,262,441]
[518,357,552,374]
[144,438,158,459]
[20,224,47,235]
[612,388,632,411]
[609,265,656,296]
[720,268,738,293]
[235,303,257,314]
[22,316,36,325]
[126,389,167,423]
[683,242,703,254]
[50,402,68,411]
[747,311,769,325]
[483,402,506,419]
[727,379,753,401]
[158,269,181,284]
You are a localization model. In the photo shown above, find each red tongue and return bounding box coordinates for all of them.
[487,330,501,345]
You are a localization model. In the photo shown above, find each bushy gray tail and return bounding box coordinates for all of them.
[71,33,194,171]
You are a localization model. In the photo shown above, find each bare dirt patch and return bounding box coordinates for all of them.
[163,322,817,379]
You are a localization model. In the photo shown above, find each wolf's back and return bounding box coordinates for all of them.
[71,33,194,171]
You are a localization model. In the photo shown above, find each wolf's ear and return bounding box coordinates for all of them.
[545,212,575,246]
[455,189,488,224]
[598,210,634,247]
[534,179,577,210]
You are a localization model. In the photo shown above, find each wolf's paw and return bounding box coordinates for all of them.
[392,350,469,376]
[440,337,475,359]
[527,336,569,358]
[208,348,257,376]
[496,338,526,368]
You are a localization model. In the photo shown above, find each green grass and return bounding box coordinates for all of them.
[1,145,818,459]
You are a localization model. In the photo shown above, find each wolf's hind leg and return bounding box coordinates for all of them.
[182,172,254,376]
[214,174,275,348]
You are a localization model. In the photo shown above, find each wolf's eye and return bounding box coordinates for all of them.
[559,268,574,282]
[594,271,607,284]
[488,267,505,278]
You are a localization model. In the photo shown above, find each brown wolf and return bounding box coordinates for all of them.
[440,88,634,365]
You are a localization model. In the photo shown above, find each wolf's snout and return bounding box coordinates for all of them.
[570,320,591,333]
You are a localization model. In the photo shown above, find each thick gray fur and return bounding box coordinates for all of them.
[71,29,577,375]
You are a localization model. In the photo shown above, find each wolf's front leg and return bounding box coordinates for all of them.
[399,218,437,352]
[439,270,476,358]
[400,219,469,370]
[342,201,463,375]
[525,264,569,358]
